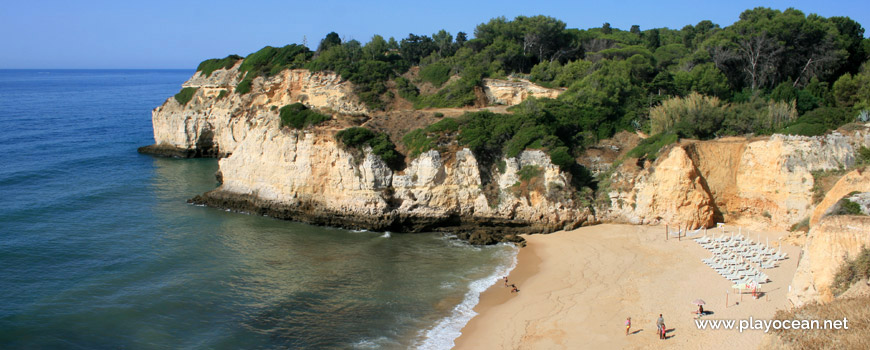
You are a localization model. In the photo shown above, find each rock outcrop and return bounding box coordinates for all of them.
[482,78,563,106]
[787,168,870,306]
[141,66,369,158]
[192,127,589,237]
[788,215,870,306]
[810,167,870,226]
[603,131,870,230]
[605,146,717,228]
[143,64,870,245]
[144,66,589,241]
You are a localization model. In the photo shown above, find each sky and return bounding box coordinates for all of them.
[2,0,868,69]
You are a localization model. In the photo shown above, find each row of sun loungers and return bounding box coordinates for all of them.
[694,232,787,286]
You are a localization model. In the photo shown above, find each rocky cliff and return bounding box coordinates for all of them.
[788,168,870,306]
[143,64,870,245]
[602,131,870,231]
[193,126,589,240]
[788,215,870,306]
[140,64,368,157]
[481,78,563,105]
[143,66,589,242]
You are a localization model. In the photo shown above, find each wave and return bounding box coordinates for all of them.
[415,244,519,350]
[380,232,391,238]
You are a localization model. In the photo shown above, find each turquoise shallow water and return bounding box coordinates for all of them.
[0,70,515,349]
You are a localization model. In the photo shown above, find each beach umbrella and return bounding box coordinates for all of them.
[692,299,706,305]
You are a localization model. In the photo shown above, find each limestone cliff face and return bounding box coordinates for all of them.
[603,130,870,230]
[146,66,368,157]
[147,67,588,236]
[482,78,563,106]
[205,123,588,233]
[787,168,870,306]
[788,215,870,306]
[810,167,870,226]
[605,146,717,228]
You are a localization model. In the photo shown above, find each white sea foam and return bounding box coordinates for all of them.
[380,231,391,238]
[415,245,519,350]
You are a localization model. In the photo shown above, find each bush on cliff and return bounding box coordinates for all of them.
[234,45,312,95]
[402,118,459,158]
[197,54,243,77]
[833,197,864,216]
[419,62,451,86]
[650,93,724,139]
[831,246,870,296]
[239,44,312,78]
[413,71,482,109]
[625,132,678,161]
[174,87,198,106]
[335,127,403,170]
[279,103,330,129]
[235,77,253,95]
[779,107,856,136]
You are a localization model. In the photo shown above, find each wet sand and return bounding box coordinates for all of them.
[454,224,800,349]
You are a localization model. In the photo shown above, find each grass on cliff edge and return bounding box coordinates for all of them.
[197,54,243,78]
[831,246,870,296]
[279,103,330,129]
[174,87,197,106]
[335,127,403,170]
[768,295,870,349]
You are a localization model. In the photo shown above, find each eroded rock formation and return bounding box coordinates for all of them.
[788,215,870,306]
[481,78,564,106]
[603,132,870,230]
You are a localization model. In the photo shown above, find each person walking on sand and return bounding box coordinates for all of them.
[504,276,509,287]
[625,317,631,336]
[656,314,665,340]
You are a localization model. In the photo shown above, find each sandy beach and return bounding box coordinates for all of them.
[454,224,801,349]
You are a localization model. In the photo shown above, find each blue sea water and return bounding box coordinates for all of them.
[0,70,516,349]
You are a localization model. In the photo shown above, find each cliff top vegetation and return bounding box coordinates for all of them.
[194,7,870,192]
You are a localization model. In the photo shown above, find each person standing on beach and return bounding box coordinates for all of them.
[625,317,631,335]
[656,314,665,340]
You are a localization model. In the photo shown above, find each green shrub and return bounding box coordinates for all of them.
[419,62,451,86]
[239,44,311,78]
[834,198,864,215]
[174,87,197,105]
[650,92,724,139]
[336,127,403,169]
[278,103,330,129]
[779,122,828,136]
[217,90,228,100]
[396,76,420,102]
[858,146,870,166]
[625,132,678,161]
[779,107,854,136]
[235,76,253,95]
[547,146,574,169]
[517,165,542,181]
[831,246,870,296]
[402,118,459,158]
[197,55,242,77]
[789,217,810,232]
[414,69,482,109]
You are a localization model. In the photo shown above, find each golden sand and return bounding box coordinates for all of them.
[454,224,801,349]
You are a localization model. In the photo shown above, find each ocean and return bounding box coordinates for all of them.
[0,70,517,349]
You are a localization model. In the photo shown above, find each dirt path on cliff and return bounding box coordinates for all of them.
[362,105,513,154]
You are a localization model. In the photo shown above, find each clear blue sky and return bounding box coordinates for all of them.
[2,0,868,69]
